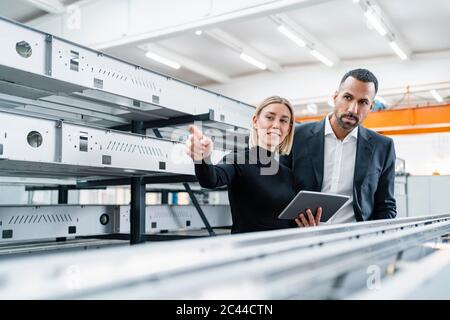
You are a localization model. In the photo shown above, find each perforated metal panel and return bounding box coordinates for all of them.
[117,205,232,233]
[0,204,232,243]
[61,123,193,175]
[0,205,115,242]
[0,112,57,162]
[0,111,194,178]
[0,18,47,76]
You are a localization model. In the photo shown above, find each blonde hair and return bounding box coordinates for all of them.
[249,96,295,155]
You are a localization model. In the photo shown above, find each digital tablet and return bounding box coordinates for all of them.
[278,190,350,222]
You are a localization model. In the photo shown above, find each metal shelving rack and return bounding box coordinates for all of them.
[0,16,253,246]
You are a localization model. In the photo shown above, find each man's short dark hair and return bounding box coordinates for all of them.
[340,68,378,94]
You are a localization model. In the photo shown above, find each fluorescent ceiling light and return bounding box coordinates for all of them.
[353,0,360,3]
[195,29,203,36]
[26,0,65,14]
[310,50,334,67]
[389,41,408,60]
[364,10,387,36]
[430,90,444,103]
[239,53,267,70]
[145,51,181,69]
[277,25,306,47]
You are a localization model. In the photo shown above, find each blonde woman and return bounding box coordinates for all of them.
[186,96,300,234]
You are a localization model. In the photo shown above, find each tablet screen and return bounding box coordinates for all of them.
[278,190,350,222]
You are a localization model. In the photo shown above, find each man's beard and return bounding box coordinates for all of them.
[336,111,359,130]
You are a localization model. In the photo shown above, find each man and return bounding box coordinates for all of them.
[282,68,397,227]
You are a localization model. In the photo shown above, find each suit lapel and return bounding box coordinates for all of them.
[306,120,325,189]
[354,126,375,189]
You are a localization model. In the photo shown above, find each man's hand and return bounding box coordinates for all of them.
[185,125,213,161]
[295,207,322,228]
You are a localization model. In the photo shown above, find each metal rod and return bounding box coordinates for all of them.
[183,182,216,237]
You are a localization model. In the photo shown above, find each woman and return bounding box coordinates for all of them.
[186,96,301,234]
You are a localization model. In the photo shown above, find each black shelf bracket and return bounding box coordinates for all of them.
[111,110,214,132]
[57,185,68,204]
[130,120,146,245]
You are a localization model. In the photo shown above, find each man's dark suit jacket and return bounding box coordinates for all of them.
[281,119,397,221]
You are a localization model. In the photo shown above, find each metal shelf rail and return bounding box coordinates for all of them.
[0,214,449,299]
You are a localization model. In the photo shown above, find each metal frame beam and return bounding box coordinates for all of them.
[183,182,216,237]
[130,120,146,245]
[111,110,214,132]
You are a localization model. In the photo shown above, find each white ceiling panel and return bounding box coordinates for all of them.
[378,0,450,53]
[0,0,44,22]
[0,0,79,22]
[0,0,449,93]
[287,0,394,59]
[156,32,259,77]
